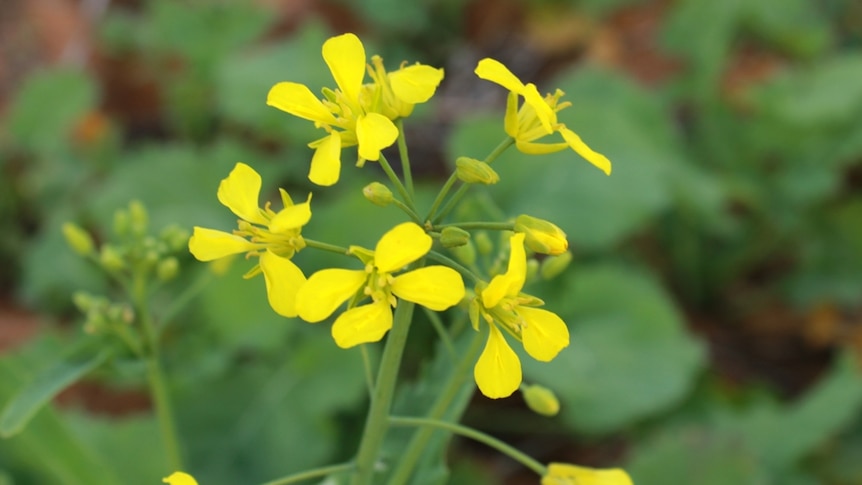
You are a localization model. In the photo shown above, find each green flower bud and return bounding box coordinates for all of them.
[129,200,149,236]
[362,182,394,207]
[474,231,493,256]
[157,257,179,281]
[161,225,191,252]
[541,252,572,280]
[522,384,560,416]
[62,223,94,257]
[455,157,499,185]
[514,215,568,255]
[450,240,477,267]
[526,258,539,283]
[72,291,94,312]
[440,227,471,248]
[113,208,129,237]
[100,244,125,272]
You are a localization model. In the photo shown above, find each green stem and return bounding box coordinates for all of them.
[425,173,458,223]
[159,268,213,331]
[434,221,515,232]
[260,462,356,485]
[388,416,547,477]
[351,301,417,485]
[378,153,417,213]
[385,331,484,485]
[396,120,414,199]
[423,306,455,358]
[425,250,483,284]
[391,198,422,224]
[359,344,375,398]
[303,239,350,254]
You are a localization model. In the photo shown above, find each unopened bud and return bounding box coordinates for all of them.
[161,225,191,252]
[363,182,393,207]
[113,209,129,237]
[455,157,499,185]
[514,215,568,255]
[62,223,94,257]
[541,252,572,280]
[474,231,493,256]
[100,244,125,272]
[440,227,471,248]
[526,259,539,283]
[128,200,149,236]
[157,257,179,281]
[450,241,477,266]
[522,384,560,416]
[72,291,94,312]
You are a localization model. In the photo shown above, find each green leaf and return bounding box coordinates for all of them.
[523,264,705,433]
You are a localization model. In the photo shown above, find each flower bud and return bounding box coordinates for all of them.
[72,291,94,312]
[113,208,129,237]
[128,200,149,236]
[363,182,393,207]
[100,244,125,272]
[522,384,560,416]
[526,259,539,283]
[440,227,470,248]
[514,215,568,255]
[161,225,191,252]
[455,157,499,185]
[449,241,477,267]
[62,222,94,257]
[474,231,493,256]
[541,252,572,280]
[157,257,179,281]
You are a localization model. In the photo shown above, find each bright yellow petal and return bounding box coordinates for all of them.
[267,82,338,125]
[474,324,522,399]
[518,307,569,362]
[521,83,555,134]
[295,268,367,323]
[482,233,527,307]
[309,132,342,186]
[216,163,268,225]
[188,227,255,261]
[504,91,520,138]
[515,139,568,155]
[260,250,306,318]
[559,127,612,175]
[163,471,198,485]
[374,222,431,274]
[391,266,465,310]
[356,113,399,161]
[389,64,444,104]
[269,193,311,232]
[331,300,393,348]
[322,33,365,105]
[474,58,525,94]
[542,463,633,485]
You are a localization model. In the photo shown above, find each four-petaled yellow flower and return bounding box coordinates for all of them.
[472,233,570,399]
[474,58,612,176]
[541,463,634,485]
[163,472,198,485]
[296,222,465,348]
[188,162,310,318]
[267,33,444,186]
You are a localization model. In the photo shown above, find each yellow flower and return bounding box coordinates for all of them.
[188,162,310,317]
[163,472,198,485]
[366,55,445,119]
[472,233,569,399]
[296,222,465,348]
[474,58,612,175]
[514,214,568,255]
[541,463,633,485]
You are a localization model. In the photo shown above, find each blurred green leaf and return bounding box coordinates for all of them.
[742,0,832,57]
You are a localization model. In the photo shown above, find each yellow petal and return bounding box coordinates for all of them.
[322,33,365,105]
[260,250,306,318]
[391,266,465,310]
[521,83,555,134]
[309,132,342,186]
[560,127,612,176]
[356,113,399,161]
[518,307,569,362]
[188,227,255,261]
[389,64,444,104]
[481,233,527,308]
[474,324,522,399]
[542,463,633,485]
[163,472,198,485]
[504,91,520,138]
[474,58,525,94]
[269,193,312,233]
[295,268,367,323]
[374,222,432,274]
[331,300,393,348]
[216,163,268,225]
[267,82,338,125]
[515,139,568,155]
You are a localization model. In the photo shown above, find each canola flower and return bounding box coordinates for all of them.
[296,222,464,348]
[472,233,570,398]
[163,472,197,485]
[541,463,634,485]
[188,162,310,317]
[267,33,443,186]
[474,58,612,175]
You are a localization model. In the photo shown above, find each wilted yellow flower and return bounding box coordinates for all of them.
[474,58,611,175]
[296,222,464,348]
[541,463,633,485]
[188,162,310,317]
[163,472,198,485]
[471,233,569,399]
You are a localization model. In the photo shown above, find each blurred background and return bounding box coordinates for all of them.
[2,0,862,483]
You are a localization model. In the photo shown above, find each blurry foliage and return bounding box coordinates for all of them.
[1,0,862,483]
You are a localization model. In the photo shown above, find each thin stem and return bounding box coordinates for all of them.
[385,331,484,485]
[351,301,417,485]
[425,173,458,223]
[359,344,375,398]
[434,221,515,232]
[391,198,422,224]
[260,462,356,485]
[388,416,547,477]
[303,239,350,254]
[423,306,455,358]
[377,153,417,213]
[396,120,414,199]
[159,269,213,331]
[425,250,483,284]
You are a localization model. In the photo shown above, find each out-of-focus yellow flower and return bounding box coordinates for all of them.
[296,222,464,348]
[474,58,612,175]
[541,463,633,485]
[471,233,569,399]
[163,472,198,485]
[267,33,443,186]
[188,162,310,317]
